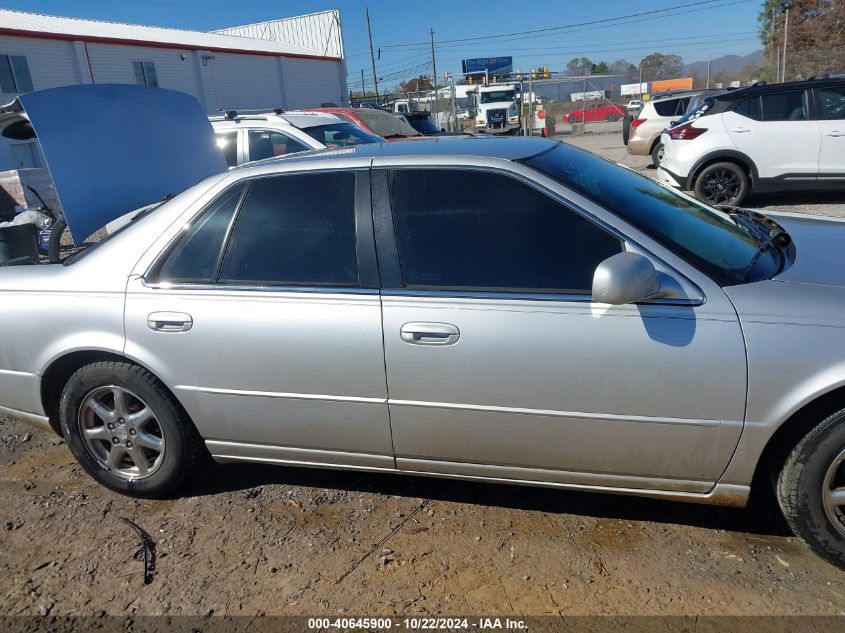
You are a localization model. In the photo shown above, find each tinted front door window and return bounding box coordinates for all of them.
[389,169,622,293]
[219,172,358,286]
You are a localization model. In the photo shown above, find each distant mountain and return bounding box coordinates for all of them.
[684,50,764,78]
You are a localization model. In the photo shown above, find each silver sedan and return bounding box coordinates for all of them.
[2,137,845,569]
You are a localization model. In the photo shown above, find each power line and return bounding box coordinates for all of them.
[381,0,735,48]
[380,0,755,50]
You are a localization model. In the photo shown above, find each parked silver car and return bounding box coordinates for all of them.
[2,137,845,569]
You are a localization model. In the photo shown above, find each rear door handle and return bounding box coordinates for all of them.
[400,322,460,346]
[147,312,193,332]
[731,127,752,133]
[825,130,845,137]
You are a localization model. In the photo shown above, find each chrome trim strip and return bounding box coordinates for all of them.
[381,288,702,306]
[176,385,386,404]
[0,405,55,434]
[142,282,379,295]
[388,399,724,427]
[0,368,37,378]
[179,386,722,427]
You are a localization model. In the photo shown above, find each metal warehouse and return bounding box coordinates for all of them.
[0,8,348,171]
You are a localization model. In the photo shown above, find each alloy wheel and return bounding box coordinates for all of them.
[78,386,165,480]
[701,168,741,204]
[823,447,845,537]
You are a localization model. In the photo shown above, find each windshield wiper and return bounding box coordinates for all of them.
[383,133,409,139]
[728,208,792,281]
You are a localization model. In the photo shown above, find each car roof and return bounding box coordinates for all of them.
[209,111,342,129]
[649,90,704,103]
[714,77,845,101]
[232,135,559,170]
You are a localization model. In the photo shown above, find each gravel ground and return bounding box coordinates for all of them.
[2,136,845,621]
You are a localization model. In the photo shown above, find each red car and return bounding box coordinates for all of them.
[303,107,424,140]
[564,101,626,124]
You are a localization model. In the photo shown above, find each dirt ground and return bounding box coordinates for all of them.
[2,412,845,619]
[3,134,845,621]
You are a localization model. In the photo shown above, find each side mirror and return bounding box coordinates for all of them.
[592,252,660,305]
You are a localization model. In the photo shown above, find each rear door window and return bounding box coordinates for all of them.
[653,98,685,117]
[155,182,246,283]
[219,172,358,286]
[735,97,763,120]
[760,91,808,121]
[248,130,310,161]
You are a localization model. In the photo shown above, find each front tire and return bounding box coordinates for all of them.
[777,408,845,570]
[60,361,202,498]
[693,162,749,206]
[47,216,67,263]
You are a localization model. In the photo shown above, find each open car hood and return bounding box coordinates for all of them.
[0,84,227,243]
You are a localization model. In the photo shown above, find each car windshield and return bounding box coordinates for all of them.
[302,122,383,147]
[524,143,781,285]
[480,90,515,104]
[353,110,421,138]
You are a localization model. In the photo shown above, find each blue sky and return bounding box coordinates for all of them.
[2,0,764,90]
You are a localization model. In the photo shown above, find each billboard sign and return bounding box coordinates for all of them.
[620,82,648,96]
[462,56,513,77]
[570,90,605,101]
[651,77,694,92]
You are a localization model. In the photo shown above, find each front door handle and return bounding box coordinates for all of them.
[147,312,193,333]
[731,127,752,133]
[825,130,845,137]
[400,322,460,346]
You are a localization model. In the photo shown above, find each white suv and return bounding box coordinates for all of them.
[658,79,845,206]
[209,110,383,167]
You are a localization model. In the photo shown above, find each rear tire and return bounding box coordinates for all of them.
[693,161,749,206]
[606,114,618,122]
[622,115,633,145]
[568,115,578,124]
[651,142,664,166]
[777,408,845,570]
[60,361,203,498]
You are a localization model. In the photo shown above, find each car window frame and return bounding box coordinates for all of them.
[372,165,627,300]
[145,168,379,292]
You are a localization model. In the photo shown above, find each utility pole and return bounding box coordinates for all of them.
[365,7,379,103]
[360,68,366,102]
[430,28,438,127]
[706,58,711,89]
[581,69,587,132]
[638,63,643,98]
[528,70,534,137]
[782,8,789,82]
